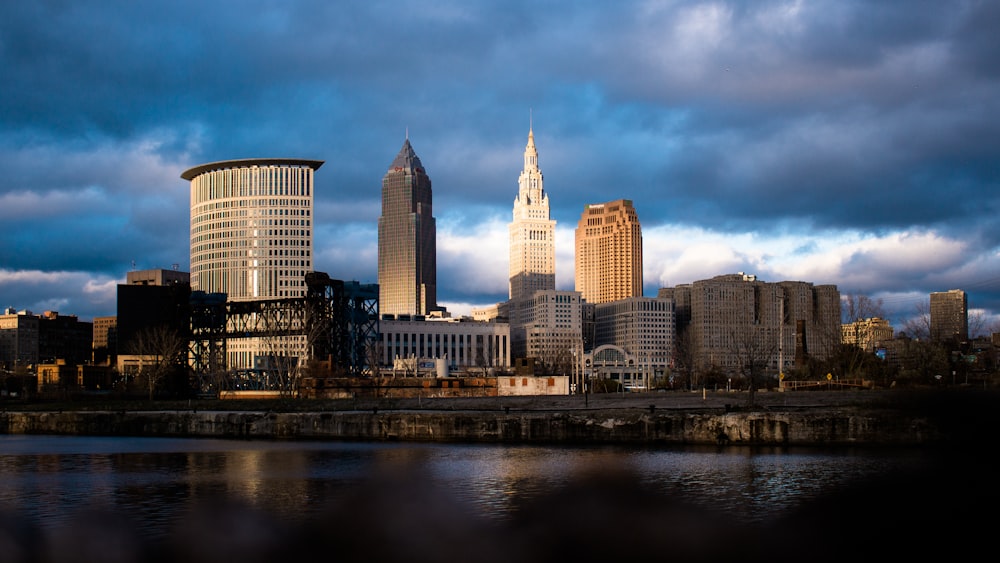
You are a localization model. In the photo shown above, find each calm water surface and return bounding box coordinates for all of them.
[0,435,926,543]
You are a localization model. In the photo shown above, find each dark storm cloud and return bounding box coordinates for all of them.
[1,0,999,325]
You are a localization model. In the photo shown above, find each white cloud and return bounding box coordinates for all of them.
[641,225,972,297]
[438,213,510,296]
[0,269,118,319]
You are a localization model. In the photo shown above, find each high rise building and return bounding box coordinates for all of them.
[92,316,117,366]
[593,296,675,367]
[508,126,555,303]
[126,268,190,287]
[930,289,968,343]
[0,309,40,370]
[116,269,191,353]
[575,199,643,304]
[378,138,439,317]
[585,295,674,392]
[662,273,840,376]
[182,158,321,301]
[0,309,92,371]
[515,289,583,366]
[182,158,322,370]
[504,124,580,364]
[116,269,191,382]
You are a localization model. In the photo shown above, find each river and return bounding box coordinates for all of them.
[2,434,968,562]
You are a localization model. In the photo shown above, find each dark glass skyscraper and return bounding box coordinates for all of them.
[930,289,968,344]
[378,138,438,317]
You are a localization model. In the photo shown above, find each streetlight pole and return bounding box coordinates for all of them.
[572,346,577,395]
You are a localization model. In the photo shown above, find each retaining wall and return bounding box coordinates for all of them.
[0,407,945,446]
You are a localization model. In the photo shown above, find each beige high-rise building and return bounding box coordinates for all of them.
[182,158,322,370]
[515,289,583,365]
[842,317,894,352]
[593,296,674,365]
[508,126,555,304]
[182,158,321,301]
[666,273,840,376]
[575,199,642,305]
[91,315,117,366]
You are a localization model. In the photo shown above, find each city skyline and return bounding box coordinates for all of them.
[2,2,999,332]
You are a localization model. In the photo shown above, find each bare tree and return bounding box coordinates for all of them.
[895,337,949,384]
[534,349,559,377]
[366,339,384,379]
[258,299,334,397]
[901,301,931,340]
[968,309,988,339]
[475,336,495,378]
[836,293,887,376]
[128,325,188,400]
[258,333,300,396]
[729,325,780,409]
[841,294,886,324]
[672,326,696,390]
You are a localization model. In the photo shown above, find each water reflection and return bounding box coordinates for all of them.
[0,436,960,562]
[0,437,925,532]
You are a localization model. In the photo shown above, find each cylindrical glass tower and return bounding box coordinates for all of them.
[182,158,324,371]
[183,158,323,300]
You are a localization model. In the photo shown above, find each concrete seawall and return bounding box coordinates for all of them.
[0,406,948,446]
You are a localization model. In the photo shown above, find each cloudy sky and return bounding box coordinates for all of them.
[2,0,999,333]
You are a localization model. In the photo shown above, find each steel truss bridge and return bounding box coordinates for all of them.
[189,272,378,392]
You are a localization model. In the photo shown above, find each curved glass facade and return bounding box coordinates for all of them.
[185,159,322,301]
[183,159,323,371]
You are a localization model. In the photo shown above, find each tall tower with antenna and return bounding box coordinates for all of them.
[508,116,556,303]
[377,134,439,317]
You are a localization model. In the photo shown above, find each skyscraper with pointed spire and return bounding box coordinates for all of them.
[508,124,556,303]
[502,122,581,362]
[378,137,438,317]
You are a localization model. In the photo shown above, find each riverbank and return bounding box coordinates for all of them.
[0,386,944,412]
[2,388,994,447]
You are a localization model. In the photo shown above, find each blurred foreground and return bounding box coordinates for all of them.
[2,390,994,562]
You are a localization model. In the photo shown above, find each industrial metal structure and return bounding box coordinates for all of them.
[189,272,378,392]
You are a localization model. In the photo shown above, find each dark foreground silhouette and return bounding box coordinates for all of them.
[2,391,994,562]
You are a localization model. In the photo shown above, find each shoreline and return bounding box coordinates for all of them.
[3,389,993,447]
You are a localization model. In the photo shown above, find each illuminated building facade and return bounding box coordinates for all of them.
[575,199,643,305]
[378,138,439,317]
[508,126,555,304]
[182,158,322,370]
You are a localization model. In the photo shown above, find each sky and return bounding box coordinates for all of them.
[1,0,999,334]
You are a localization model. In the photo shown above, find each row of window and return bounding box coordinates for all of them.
[192,219,311,235]
[192,167,313,202]
[192,199,311,218]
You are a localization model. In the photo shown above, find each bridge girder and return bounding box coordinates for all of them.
[189,272,379,390]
